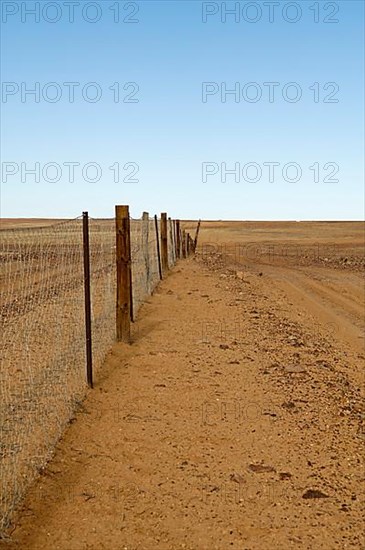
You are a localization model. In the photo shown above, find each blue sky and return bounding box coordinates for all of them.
[1,0,364,219]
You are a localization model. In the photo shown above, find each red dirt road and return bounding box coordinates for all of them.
[1,230,364,549]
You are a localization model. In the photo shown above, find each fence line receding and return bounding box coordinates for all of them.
[0,208,199,536]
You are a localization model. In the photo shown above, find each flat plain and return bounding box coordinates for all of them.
[1,219,364,549]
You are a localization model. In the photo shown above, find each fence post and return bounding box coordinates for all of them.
[154,215,163,280]
[142,212,149,293]
[115,205,131,343]
[160,212,168,275]
[173,220,177,259]
[187,233,191,256]
[176,220,181,259]
[193,220,201,252]
[168,217,175,265]
[82,212,93,388]
[182,229,186,258]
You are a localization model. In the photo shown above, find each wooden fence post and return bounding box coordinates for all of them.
[173,220,177,259]
[182,229,186,259]
[142,212,149,293]
[187,233,190,256]
[193,220,201,252]
[115,205,131,343]
[160,212,168,275]
[154,215,162,280]
[82,212,93,388]
[176,220,181,259]
[168,217,175,265]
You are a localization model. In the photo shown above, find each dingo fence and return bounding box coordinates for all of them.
[0,206,199,536]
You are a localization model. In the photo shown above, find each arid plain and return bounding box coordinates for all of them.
[1,220,364,550]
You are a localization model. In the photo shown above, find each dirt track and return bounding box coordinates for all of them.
[2,222,364,550]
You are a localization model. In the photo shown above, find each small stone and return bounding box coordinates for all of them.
[248,464,276,474]
[285,365,306,374]
[282,401,296,410]
[230,473,244,483]
[302,489,329,499]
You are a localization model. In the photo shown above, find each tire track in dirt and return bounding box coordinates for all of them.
[272,268,364,323]
[228,252,364,364]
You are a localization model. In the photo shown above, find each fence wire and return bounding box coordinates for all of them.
[88,219,116,371]
[0,219,86,535]
[168,218,176,268]
[0,213,179,535]
[130,217,161,317]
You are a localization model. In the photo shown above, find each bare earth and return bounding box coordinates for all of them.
[1,221,364,549]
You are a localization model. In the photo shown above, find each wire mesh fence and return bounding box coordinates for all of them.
[130,216,161,318]
[0,218,86,535]
[0,210,191,535]
[88,218,116,371]
[168,218,176,268]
